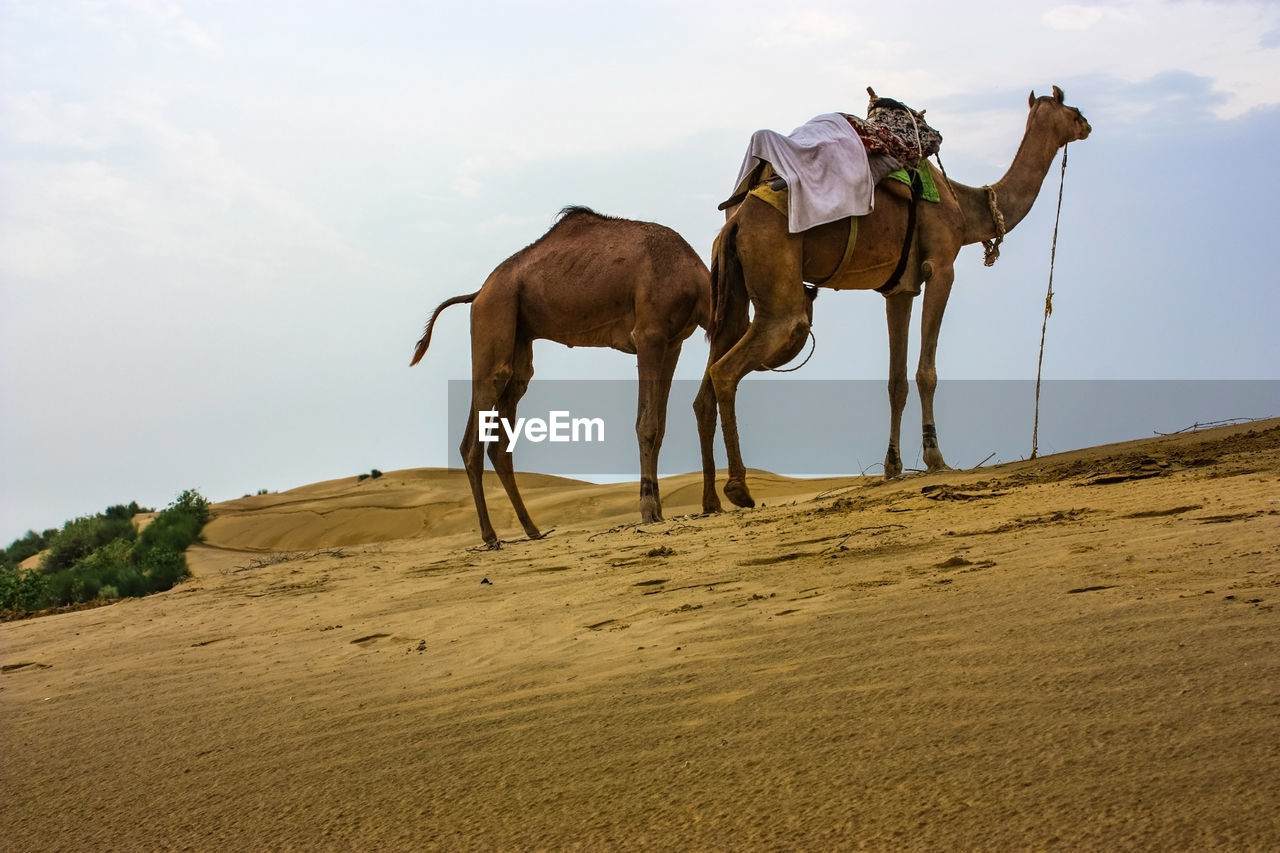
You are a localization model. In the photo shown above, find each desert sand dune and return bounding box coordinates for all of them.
[3,420,1278,850]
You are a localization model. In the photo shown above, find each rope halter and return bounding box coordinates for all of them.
[981,185,1006,266]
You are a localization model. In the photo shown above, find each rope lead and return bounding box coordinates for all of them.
[1030,144,1069,460]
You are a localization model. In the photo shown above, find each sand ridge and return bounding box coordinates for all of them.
[2,420,1278,850]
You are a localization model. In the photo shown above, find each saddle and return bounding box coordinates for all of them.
[843,87,943,169]
[720,90,944,295]
[718,88,943,213]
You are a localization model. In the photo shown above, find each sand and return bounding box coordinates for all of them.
[2,420,1278,851]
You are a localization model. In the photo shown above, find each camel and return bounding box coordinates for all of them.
[411,206,710,548]
[695,86,1092,512]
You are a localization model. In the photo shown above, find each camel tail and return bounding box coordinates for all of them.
[409,290,480,366]
[706,224,741,342]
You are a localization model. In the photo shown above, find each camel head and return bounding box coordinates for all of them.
[1028,85,1092,145]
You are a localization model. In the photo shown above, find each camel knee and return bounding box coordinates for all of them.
[761,317,811,370]
[788,316,810,348]
[479,363,513,398]
[693,381,717,423]
[709,368,740,404]
[459,431,484,470]
[915,366,938,397]
[635,418,663,452]
[887,376,909,411]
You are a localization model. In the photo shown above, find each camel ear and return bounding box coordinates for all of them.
[1052,85,1065,103]
[1029,90,1036,108]
[867,86,878,100]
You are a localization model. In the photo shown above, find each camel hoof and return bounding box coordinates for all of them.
[924,450,951,473]
[482,539,502,551]
[884,449,903,480]
[640,497,662,524]
[702,498,723,514]
[724,479,756,509]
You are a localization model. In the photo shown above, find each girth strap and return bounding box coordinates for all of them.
[876,169,923,294]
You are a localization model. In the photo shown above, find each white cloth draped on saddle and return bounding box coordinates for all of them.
[729,113,873,234]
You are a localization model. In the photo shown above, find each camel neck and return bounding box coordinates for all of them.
[953,111,1064,246]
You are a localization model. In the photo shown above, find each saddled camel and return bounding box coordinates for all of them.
[695,87,1092,511]
[411,206,710,548]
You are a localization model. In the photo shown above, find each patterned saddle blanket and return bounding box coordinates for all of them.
[842,88,943,169]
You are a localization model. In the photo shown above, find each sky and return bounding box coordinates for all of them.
[3,0,1279,543]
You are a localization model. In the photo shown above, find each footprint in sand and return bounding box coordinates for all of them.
[2,662,53,674]
[350,633,392,645]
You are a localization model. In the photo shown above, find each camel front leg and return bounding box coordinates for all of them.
[916,263,955,472]
[634,332,682,523]
[883,292,914,478]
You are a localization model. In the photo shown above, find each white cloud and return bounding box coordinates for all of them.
[758,10,854,45]
[97,0,221,54]
[0,227,81,280]
[477,213,548,234]
[1036,1,1280,117]
[1,90,357,287]
[1042,5,1118,30]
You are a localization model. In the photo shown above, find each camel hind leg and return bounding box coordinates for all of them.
[459,404,500,546]
[485,337,543,541]
[706,211,810,508]
[694,279,749,513]
[709,309,811,508]
[459,291,539,547]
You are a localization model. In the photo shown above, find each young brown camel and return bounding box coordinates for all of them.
[695,87,1092,512]
[411,206,710,548]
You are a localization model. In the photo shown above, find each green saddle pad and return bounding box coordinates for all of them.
[886,164,940,202]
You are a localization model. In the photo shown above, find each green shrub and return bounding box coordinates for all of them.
[5,489,211,614]
[125,489,211,596]
[114,566,147,598]
[42,513,138,574]
[2,529,52,570]
[0,566,50,612]
[140,547,187,591]
[55,539,136,605]
[104,501,149,521]
[71,575,101,603]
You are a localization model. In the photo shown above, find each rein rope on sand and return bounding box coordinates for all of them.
[1030,144,1069,461]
